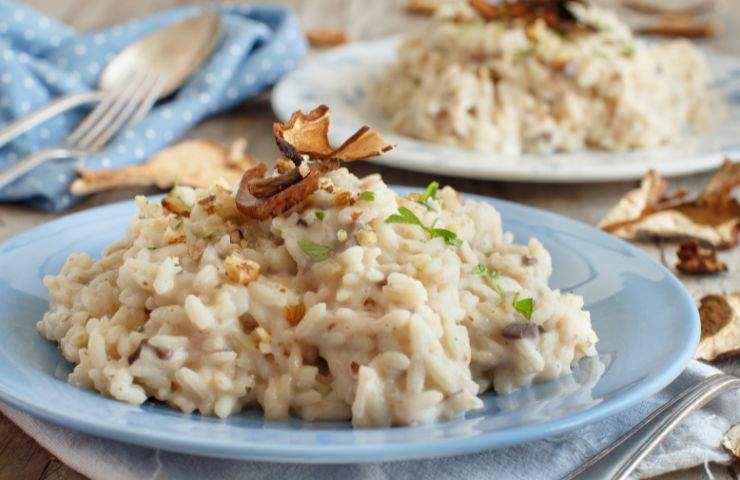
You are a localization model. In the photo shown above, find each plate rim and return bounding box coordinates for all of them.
[271,35,740,183]
[0,190,700,463]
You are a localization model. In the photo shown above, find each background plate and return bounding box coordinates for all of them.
[0,188,699,462]
[272,36,740,182]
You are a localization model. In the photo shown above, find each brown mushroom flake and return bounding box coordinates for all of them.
[468,0,593,35]
[599,161,740,249]
[723,423,740,466]
[676,240,727,275]
[696,293,740,362]
[70,139,254,195]
[502,322,543,340]
[236,105,393,221]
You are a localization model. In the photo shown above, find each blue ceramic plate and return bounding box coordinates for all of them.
[0,188,699,463]
[273,37,740,182]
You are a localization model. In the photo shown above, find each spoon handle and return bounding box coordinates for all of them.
[562,374,740,480]
[0,91,103,150]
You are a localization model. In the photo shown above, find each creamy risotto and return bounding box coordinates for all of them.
[38,108,597,427]
[377,1,711,154]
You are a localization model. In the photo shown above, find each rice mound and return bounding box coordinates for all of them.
[38,169,597,427]
[377,2,711,154]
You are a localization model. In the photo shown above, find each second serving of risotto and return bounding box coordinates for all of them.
[377,0,711,155]
[38,106,598,427]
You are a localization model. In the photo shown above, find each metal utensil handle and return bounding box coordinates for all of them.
[0,91,102,150]
[564,374,740,480]
[0,148,87,189]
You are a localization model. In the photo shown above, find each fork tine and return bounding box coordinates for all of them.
[67,74,141,146]
[126,74,167,129]
[73,73,150,151]
[85,73,164,153]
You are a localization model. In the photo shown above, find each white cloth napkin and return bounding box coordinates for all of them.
[1,360,738,480]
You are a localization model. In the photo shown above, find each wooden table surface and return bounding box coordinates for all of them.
[1,1,738,479]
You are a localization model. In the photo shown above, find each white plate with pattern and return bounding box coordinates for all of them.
[272,36,740,183]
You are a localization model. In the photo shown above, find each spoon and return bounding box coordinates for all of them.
[0,12,221,149]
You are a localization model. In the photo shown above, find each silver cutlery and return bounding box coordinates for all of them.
[563,374,740,480]
[0,70,166,189]
[0,11,221,186]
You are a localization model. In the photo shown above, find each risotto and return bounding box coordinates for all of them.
[377,1,711,154]
[38,108,597,427]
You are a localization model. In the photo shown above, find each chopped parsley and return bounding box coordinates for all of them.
[514,45,536,60]
[147,246,160,251]
[358,191,375,202]
[314,211,325,222]
[298,239,332,262]
[621,45,635,57]
[416,181,439,209]
[474,263,505,301]
[385,206,462,247]
[512,295,535,321]
[203,232,221,241]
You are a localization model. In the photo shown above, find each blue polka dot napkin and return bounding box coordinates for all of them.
[0,1,307,211]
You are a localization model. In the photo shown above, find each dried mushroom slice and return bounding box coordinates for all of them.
[676,240,727,275]
[468,0,592,35]
[236,105,393,220]
[599,161,740,249]
[696,292,740,362]
[723,423,740,466]
[70,139,254,195]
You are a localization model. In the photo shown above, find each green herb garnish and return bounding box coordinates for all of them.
[474,263,505,301]
[416,181,439,209]
[512,294,535,321]
[298,239,333,262]
[621,45,635,57]
[147,246,160,251]
[203,232,221,241]
[515,45,536,60]
[173,220,184,230]
[385,207,463,247]
[358,191,375,202]
[315,211,325,222]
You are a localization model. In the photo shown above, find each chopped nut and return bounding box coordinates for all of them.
[161,195,191,217]
[356,229,377,246]
[405,0,439,16]
[337,229,348,242]
[696,293,740,362]
[284,303,306,326]
[333,190,353,207]
[197,195,216,214]
[224,255,260,285]
[239,313,258,331]
[676,240,727,275]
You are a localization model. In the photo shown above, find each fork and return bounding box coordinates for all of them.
[0,70,166,190]
[563,374,740,480]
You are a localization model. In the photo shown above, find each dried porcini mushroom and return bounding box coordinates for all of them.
[599,161,740,249]
[70,139,254,195]
[306,29,347,48]
[235,105,393,221]
[676,240,727,275]
[696,293,740,362]
[468,0,593,35]
[723,423,740,466]
[502,322,543,340]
